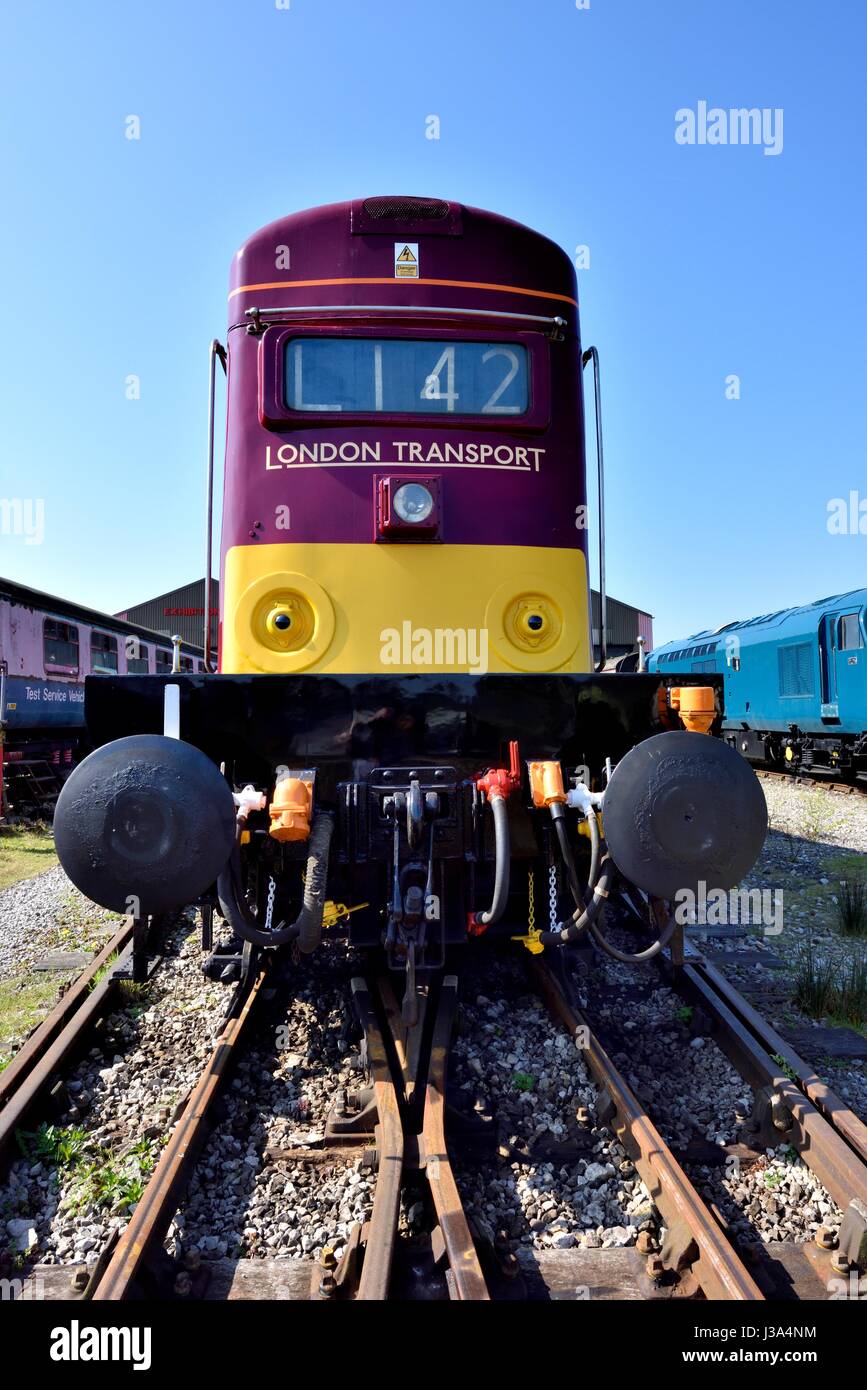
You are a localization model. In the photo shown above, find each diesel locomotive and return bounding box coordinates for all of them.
[649,587,867,780]
[54,196,768,1013]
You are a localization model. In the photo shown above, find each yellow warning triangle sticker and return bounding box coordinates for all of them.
[396,244,417,263]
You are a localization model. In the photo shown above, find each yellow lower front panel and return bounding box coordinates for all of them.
[222,543,592,675]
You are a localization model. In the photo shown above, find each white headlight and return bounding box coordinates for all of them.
[392,482,434,524]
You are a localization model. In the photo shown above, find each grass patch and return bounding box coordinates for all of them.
[833,878,867,938]
[833,953,867,1029]
[775,829,809,870]
[822,852,867,880]
[15,1122,158,1219]
[46,891,118,959]
[793,940,838,1018]
[17,1123,90,1168]
[88,953,118,993]
[0,825,57,892]
[799,791,841,845]
[770,792,843,870]
[771,1052,798,1082]
[794,939,867,1028]
[0,973,66,1061]
[117,980,150,1003]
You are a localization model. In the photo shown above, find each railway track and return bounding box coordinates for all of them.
[8,957,756,1301]
[668,939,867,1278]
[0,918,134,1167]
[756,767,865,794]
[7,923,866,1303]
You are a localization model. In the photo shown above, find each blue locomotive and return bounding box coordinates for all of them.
[647,588,867,778]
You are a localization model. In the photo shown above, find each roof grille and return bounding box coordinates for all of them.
[363,196,450,222]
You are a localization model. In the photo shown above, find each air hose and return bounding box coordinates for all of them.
[551,803,592,907]
[471,793,511,929]
[539,853,615,947]
[217,813,334,951]
[296,813,335,954]
[545,803,676,962]
[587,908,678,963]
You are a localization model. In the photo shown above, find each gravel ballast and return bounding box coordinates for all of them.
[451,957,658,1254]
[168,950,373,1265]
[0,864,116,981]
[2,917,231,1269]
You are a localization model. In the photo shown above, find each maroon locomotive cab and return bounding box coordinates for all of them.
[219,196,593,683]
[54,196,767,1016]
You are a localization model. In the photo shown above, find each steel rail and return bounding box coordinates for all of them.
[0,937,134,1167]
[684,942,867,1166]
[352,978,404,1301]
[421,976,490,1301]
[93,966,268,1301]
[756,767,865,793]
[673,957,867,1220]
[531,960,765,1301]
[0,918,133,1109]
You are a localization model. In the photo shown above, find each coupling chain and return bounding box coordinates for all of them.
[265,875,276,931]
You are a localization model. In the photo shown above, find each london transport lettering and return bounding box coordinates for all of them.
[264,440,545,471]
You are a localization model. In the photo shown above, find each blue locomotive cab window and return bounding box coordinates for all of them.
[838,613,863,651]
[285,338,529,416]
[778,642,813,697]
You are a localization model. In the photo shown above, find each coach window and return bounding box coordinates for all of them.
[91,631,119,674]
[43,619,79,674]
[179,655,194,672]
[156,649,173,673]
[838,613,863,651]
[126,641,150,674]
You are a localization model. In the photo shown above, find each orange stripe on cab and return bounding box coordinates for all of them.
[228,275,578,307]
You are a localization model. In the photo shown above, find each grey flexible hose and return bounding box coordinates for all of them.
[473,794,511,928]
[547,811,678,962]
[587,904,678,963]
[585,808,601,896]
[217,813,334,951]
[297,813,335,954]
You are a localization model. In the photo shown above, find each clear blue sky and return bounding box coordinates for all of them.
[0,0,864,645]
